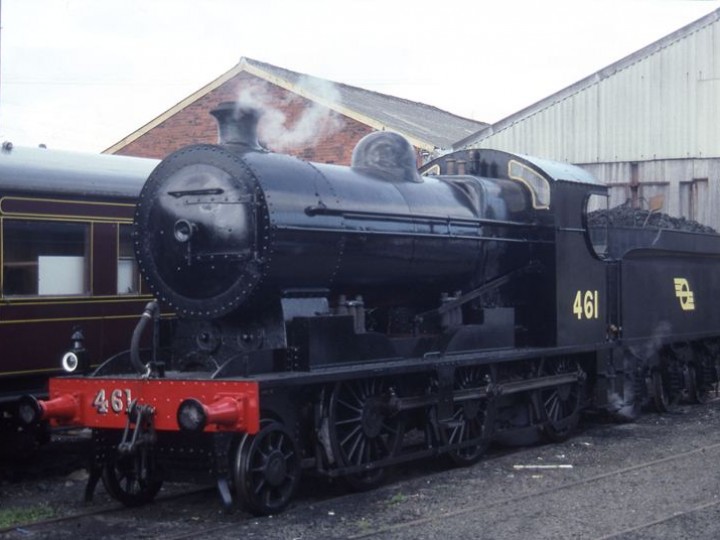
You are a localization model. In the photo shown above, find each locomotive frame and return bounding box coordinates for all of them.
[23,104,720,515]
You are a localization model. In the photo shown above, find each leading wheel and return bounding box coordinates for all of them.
[539,358,583,442]
[234,421,301,516]
[328,378,404,491]
[438,366,494,467]
[102,450,163,507]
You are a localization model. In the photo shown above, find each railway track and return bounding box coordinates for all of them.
[347,438,720,538]
[2,400,719,539]
[594,499,720,540]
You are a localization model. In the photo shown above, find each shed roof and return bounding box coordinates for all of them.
[455,8,720,150]
[105,57,487,154]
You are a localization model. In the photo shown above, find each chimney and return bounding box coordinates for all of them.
[209,101,262,151]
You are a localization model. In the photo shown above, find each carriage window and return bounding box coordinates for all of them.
[117,225,139,294]
[2,220,89,296]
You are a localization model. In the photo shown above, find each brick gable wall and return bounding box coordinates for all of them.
[112,72,374,164]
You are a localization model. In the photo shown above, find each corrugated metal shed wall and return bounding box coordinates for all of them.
[581,159,720,227]
[467,14,720,164]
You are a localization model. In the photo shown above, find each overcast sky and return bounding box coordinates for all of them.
[2,0,719,153]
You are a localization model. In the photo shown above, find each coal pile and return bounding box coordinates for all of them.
[588,205,716,234]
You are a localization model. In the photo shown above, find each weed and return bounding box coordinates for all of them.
[0,504,55,528]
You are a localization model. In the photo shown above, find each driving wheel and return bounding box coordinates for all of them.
[328,378,404,491]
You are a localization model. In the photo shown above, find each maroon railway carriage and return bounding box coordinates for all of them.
[0,142,159,453]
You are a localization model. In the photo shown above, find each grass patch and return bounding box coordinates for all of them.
[355,517,371,531]
[0,504,56,528]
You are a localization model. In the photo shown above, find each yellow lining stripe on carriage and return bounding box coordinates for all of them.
[0,196,135,222]
[0,314,147,325]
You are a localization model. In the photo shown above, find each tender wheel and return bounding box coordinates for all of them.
[438,366,494,466]
[328,378,404,491]
[539,358,584,442]
[102,451,163,507]
[234,421,301,516]
[649,369,678,413]
[685,365,710,404]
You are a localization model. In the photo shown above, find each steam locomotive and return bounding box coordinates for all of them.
[22,102,720,515]
[0,144,159,456]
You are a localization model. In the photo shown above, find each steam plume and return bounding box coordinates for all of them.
[236,78,343,153]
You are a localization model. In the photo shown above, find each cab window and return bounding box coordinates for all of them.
[585,193,609,259]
